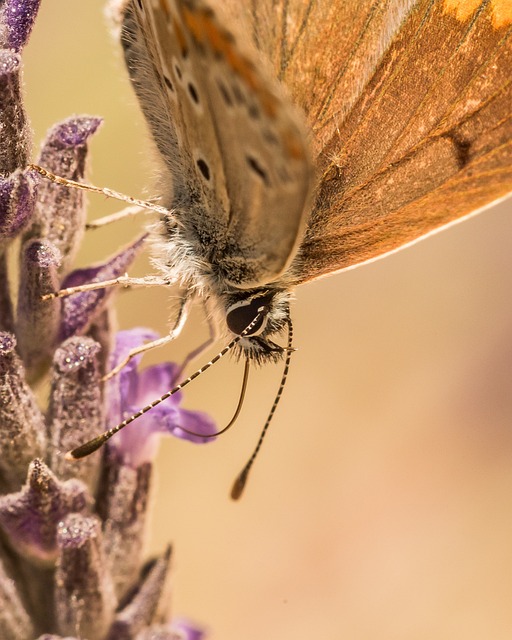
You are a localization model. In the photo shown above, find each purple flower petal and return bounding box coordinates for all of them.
[0,0,42,51]
[168,407,217,444]
[134,627,177,640]
[169,619,207,640]
[55,513,117,639]
[105,329,217,464]
[111,423,162,467]
[0,50,30,173]
[59,234,147,341]
[110,327,163,411]
[26,116,102,269]
[51,117,103,148]
[0,332,46,490]
[0,459,89,564]
[111,327,160,368]
[136,362,182,405]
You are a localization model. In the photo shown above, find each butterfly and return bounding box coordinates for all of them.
[109,0,511,359]
[65,0,511,486]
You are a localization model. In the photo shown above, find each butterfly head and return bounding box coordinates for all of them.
[224,288,291,363]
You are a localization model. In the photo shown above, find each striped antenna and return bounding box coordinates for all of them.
[65,310,267,460]
[231,315,294,500]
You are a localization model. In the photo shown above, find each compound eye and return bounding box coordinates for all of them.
[226,293,273,336]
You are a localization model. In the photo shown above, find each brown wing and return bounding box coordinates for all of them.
[113,0,313,288]
[223,0,512,283]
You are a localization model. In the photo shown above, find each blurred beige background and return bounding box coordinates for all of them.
[24,2,512,639]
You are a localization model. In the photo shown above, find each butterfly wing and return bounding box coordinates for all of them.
[113,0,313,288]
[112,0,230,219]
[224,0,512,283]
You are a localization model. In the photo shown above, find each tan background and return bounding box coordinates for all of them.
[24,2,512,639]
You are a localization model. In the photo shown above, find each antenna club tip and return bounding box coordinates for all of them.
[64,436,105,460]
[64,450,79,461]
[230,469,249,501]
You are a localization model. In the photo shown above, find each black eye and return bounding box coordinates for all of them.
[226,293,273,336]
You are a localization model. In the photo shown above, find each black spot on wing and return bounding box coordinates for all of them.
[163,75,175,92]
[196,158,210,181]
[232,83,246,105]
[217,79,233,107]
[246,155,270,185]
[248,103,260,120]
[188,82,200,104]
[445,132,472,169]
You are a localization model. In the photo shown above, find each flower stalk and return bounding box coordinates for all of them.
[0,1,210,637]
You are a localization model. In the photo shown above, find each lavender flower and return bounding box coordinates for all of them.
[0,1,210,638]
[107,329,217,464]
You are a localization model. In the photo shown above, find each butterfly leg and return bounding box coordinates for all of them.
[41,274,173,301]
[102,293,193,381]
[86,205,149,229]
[29,163,170,216]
